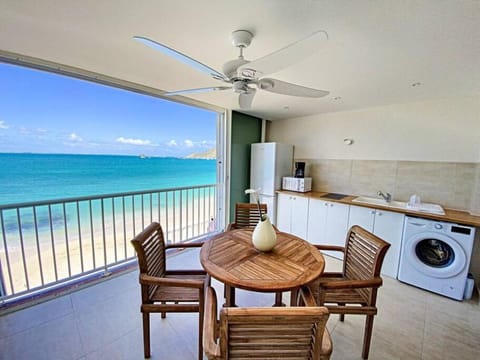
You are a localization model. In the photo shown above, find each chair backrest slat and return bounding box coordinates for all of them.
[232,203,268,229]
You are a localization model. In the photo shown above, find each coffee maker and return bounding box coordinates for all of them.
[294,162,305,178]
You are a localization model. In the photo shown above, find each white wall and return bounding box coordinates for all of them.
[268,96,480,162]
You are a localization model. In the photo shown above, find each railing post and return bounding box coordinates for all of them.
[0,259,6,297]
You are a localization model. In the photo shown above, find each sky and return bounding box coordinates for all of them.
[0,62,217,157]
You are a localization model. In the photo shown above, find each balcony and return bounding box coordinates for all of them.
[0,185,479,359]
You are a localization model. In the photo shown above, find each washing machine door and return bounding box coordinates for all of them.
[404,231,467,278]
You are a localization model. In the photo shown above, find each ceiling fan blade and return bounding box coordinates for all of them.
[258,78,329,98]
[164,86,231,96]
[237,30,328,78]
[133,36,228,81]
[239,89,256,109]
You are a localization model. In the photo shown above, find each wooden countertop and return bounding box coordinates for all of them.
[277,190,480,227]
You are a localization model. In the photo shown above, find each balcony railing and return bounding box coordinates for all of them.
[0,184,217,303]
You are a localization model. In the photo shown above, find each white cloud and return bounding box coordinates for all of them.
[116,137,153,146]
[19,126,30,134]
[0,121,8,129]
[166,139,177,146]
[184,139,194,147]
[69,133,83,142]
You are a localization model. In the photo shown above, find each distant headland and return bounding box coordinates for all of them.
[185,147,216,159]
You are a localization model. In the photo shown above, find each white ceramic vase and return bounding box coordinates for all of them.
[252,215,277,252]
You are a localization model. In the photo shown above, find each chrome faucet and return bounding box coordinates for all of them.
[377,190,392,202]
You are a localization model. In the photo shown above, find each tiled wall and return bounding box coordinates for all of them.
[297,159,479,213]
[472,164,480,215]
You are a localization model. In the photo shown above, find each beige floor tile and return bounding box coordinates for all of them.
[0,312,84,360]
[0,294,73,337]
[329,316,365,360]
[422,293,480,360]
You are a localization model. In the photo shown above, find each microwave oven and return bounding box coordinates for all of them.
[282,177,312,193]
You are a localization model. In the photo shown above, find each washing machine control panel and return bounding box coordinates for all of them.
[407,217,474,238]
[451,225,473,236]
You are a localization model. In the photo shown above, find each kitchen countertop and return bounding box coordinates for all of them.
[277,190,480,227]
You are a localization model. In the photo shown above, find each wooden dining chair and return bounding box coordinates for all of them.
[203,284,332,360]
[227,202,267,230]
[309,225,390,359]
[131,222,208,359]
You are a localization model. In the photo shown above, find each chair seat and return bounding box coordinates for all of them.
[151,274,206,302]
[324,288,367,305]
[311,277,366,306]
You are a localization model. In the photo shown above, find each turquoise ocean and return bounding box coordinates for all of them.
[0,153,216,205]
[0,153,216,292]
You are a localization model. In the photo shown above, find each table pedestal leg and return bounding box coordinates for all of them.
[274,291,285,307]
[224,285,236,307]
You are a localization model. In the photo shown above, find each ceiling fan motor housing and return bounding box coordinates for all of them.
[222,58,250,79]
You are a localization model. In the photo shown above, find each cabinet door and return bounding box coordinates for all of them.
[307,199,328,245]
[290,196,309,239]
[372,209,404,278]
[348,205,375,232]
[324,202,350,259]
[276,193,291,233]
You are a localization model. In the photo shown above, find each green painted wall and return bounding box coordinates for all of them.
[230,111,262,221]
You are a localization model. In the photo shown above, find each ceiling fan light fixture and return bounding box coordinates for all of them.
[233,80,249,94]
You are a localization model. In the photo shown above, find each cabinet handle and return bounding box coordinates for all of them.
[377,212,382,216]
[324,203,328,206]
[370,210,375,214]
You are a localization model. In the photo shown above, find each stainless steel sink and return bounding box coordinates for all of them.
[352,196,408,210]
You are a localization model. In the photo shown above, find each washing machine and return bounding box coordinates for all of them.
[398,216,475,300]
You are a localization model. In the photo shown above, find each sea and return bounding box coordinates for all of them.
[0,153,216,205]
[0,153,216,293]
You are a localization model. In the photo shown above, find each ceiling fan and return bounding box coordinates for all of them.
[133,30,329,109]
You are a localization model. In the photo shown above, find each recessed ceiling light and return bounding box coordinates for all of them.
[411,82,422,87]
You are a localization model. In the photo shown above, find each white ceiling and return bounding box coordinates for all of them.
[1,0,479,120]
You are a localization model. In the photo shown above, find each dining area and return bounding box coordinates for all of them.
[130,200,391,360]
[1,223,479,359]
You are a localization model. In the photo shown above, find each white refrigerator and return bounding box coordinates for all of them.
[250,142,294,225]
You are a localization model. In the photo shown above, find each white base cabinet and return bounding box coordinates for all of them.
[276,193,309,239]
[348,205,405,278]
[307,199,350,260]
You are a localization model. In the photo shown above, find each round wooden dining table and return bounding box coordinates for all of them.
[200,228,325,306]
